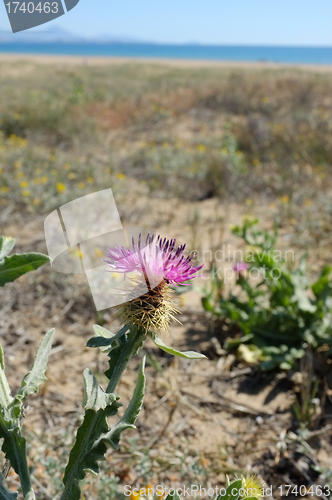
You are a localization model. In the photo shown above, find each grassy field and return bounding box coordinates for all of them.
[1,58,332,499]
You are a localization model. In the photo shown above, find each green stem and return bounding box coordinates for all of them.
[105,328,147,393]
[60,327,146,500]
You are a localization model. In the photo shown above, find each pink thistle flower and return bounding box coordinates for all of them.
[105,233,203,286]
[233,262,248,273]
[104,234,203,332]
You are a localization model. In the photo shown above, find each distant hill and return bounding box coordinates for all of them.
[0,26,147,44]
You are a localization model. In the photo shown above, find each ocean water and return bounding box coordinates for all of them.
[0,42,332,64]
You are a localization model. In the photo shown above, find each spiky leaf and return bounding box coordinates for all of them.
[0,253,50,287]
[82,369,119,411]
[153,335,206,359]
[13,329,55,411]
[61,400,121,500]
[61,326,147,500]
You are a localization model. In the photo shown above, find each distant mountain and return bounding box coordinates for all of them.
[0,26,82,43]
[0,26,147,44]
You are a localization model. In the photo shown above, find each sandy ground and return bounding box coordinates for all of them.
[0,52,332,72]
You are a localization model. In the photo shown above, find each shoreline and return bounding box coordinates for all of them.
[0,52,332,72]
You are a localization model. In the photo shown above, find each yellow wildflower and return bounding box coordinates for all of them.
[56,183,66,192]
[95,248,103,258]
[116,172,126,181]
[20,181,29,188]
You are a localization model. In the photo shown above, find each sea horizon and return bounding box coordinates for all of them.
[0,42,331,64]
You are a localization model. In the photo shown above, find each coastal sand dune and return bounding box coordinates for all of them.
[1,52,332,72]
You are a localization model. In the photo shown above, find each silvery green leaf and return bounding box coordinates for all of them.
[82,369,119,411]
[153,335,206,359]
[15,329,55,404]
[0,343,13,411]
[0,236,16,261]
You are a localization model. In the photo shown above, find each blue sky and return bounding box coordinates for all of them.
[1,0,332,46]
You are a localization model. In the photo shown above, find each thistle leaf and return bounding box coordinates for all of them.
[15,329,55,406]
[0,236,16,261]
[101,356,146,450]
[153,335,206,359]
[61,327,147,500]
[165,493,181,500]
[216,479,243,500]
[88,324,130,353]
[0,471,18,500]
[0,253,50,287]
[0,343,13,411]
[82,369,120,411]
[61,401,121,500]
[0,413,33,498]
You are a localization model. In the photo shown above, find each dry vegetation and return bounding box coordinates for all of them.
[1,58,332,499]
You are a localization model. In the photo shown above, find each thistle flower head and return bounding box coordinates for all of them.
[105,233,202,332]
[105,233,202,286]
